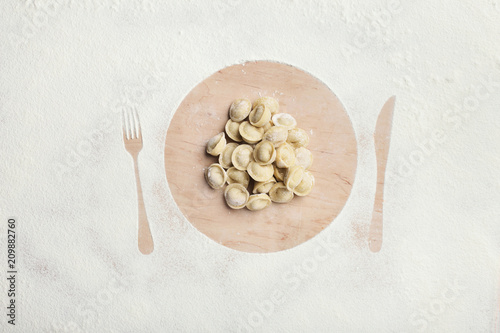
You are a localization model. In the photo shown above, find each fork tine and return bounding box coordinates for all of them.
[127,108,134,140]
[127,107,136,139]
[132,107,142,139]
[121,108,129,140]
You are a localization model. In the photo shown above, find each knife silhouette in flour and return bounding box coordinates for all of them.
[368,96,396,253]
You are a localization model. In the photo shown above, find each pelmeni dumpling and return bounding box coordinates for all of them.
[268,182,294,203]
[219,143,238,169]
[224,183,249,209]
[253,140,276,165]
[293,171,315,196]
[246,194,272,211]
[294,147,313,170]
[225,119,243,142]
[284,165,305,191]
[239,121,264,144]
[204,163,227,189]
[229,98,252,122]
[252,96,279,115]
[275,143,296,168]
[287,128,309,148]
[231,144,254,171]
[226,167,250,188]
[252,177,276,194]
[271,113,296,130]
[273,165,286,182]
[263,126,288,147]
[206,132,226,156]
[249,104,272,127]
[247,161,274,182]
[262,121,273,133]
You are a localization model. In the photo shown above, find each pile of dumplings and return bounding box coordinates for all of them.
[204,96,314,211]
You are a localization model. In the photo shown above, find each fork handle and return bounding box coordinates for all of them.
[133,156,154,254]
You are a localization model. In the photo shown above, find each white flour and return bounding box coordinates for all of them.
[1,0,500,332]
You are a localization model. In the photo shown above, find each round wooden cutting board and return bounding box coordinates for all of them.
[165,61,357,253]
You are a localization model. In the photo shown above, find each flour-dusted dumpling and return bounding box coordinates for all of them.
[294,147,313,170]
[252,96,279,115]
[293,170,315,196]
[239,121,264,144]
[204,163,227,190]
[246,194,272,211]
[219,142,238,169]
[284,165,305,191]
[249,104,272,127]
[262,121,273,133]
[275,143,296,168]
[225,119,243,142]
[231,144,254,171]
[224,183,249,209]
[226,167,250,188]
[206,132,226,156]
[247,161,274,182]
[271,113,297,130]
[252,177,276,194]
[263,126,288,147]
[268,182,294,203]
[253,140,276,165]
[273,165,287,182]
[229,98,252,122]
[287,128,309,148]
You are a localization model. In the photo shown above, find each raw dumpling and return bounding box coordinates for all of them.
[219,142,238,169]
[273,165,287,182]
[225,119,243,142]
[239,121,264,144]
[275,143,296,168]
[268,182,294,203]
[252,96,279,115]
[263,126,288,147]
[229,98,251,122]
[247,161,274,182]
[252,177,277,194]
[204,163,227,189]
[294,147,313,170]
[253,140,276,165]
[224,183,249,209]
[231,144,254,171]
[246,194,272,211]
[226,167,250,188]
[206,132,226,156]
[287,128,309,148]
[284,165,305,191]
[262,121,273,133]
[293,170,315,196]
[271,113,296,130]
[249,104,272,127]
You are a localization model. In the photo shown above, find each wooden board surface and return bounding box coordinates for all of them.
[165,61,357,253]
